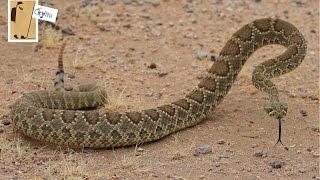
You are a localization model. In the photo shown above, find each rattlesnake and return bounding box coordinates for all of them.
[11,18,307,148]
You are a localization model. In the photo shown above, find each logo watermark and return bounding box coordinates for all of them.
[32,5,58,23]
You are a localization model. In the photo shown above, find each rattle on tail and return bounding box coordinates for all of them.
[11,18,307,148]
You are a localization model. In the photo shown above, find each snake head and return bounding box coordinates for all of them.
[264,102,288,119]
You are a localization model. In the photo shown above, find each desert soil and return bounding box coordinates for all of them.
[0,0,319,179]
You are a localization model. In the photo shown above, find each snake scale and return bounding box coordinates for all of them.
[11,18,307,148]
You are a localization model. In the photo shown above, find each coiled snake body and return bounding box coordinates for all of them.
[11,18,307,148]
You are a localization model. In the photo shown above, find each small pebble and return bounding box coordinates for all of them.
[185,32,198,39]
[37,159,46,166]
[184,4,193,13]
[141,13,150,19]
[300,109,308,117]
[122,0,132,5]
[311,127,320,133]
[136,0,144,5]
[171,153,185,161]
[64,86,73,91]
[81,0,94,5]
[313,153,320,158]
[270,161,284,169]
[193,145,212,155]
[98,24,111,32]
[67,73,75,79]
[5,79,13,84]
[251,143,259,148]
[211,0,222,4]
[217,139,225,144]
[62,28,75,36]
[65,5,76,11]
[145,92,153,97]
[145,92,162,99]
[136,77,144,84]
[153,30,161,37]
[1,115,10,126]
[190,18,197,24]
[168,22,175,27]
[135,147,144,156]
[287,91,296,98]
[298,168,306,173]
[147,0,160,7]
[0,128,4,133]
[33,43,43,52]
[123,24,131,29]
[153,92,162,99]
[158,70,168,77]
[243,175,258,180]
[308,95,319,100]
[196,50,208,60]
[254,149,267,158]
[136,147,144,152]
[103,0,117,5]
[254,150,264,157]
[148,63,157,69]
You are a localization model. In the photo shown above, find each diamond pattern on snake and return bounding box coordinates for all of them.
[11,18,307,148]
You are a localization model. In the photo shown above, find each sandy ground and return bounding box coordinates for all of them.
[0,0,319,179]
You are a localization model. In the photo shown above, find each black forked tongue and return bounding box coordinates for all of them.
[275,118,288,150]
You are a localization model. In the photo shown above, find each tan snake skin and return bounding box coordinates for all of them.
[11,18,307,148]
